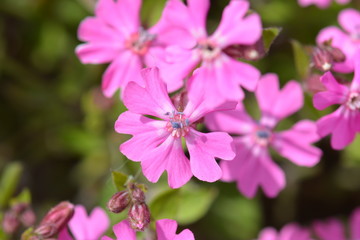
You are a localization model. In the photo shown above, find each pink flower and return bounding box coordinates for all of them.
[205,73,322,198]
[313,207,360,240]
[115,67,236,188]
[316,8,360,73]
[58,205,110,240]
[258,223,311,240]
[102,219,194,240]
[76,0,166,98]
[298,0,350,9]
[156,0,262,104]
[313,54,360,150]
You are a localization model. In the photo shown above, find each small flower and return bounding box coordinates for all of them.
[58,205,109,240]
[313,207,360,240]
[115,67,236,188]
[258,223,311,240]
[205,73,322,197]
[102,219,194,240]
[298,0,350,9]
[76,0,167,98]
[313,52,360,150]
[156,0,262,105]
[316,8,360,73]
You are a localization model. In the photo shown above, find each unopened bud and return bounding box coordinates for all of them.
[38,201,74,237]
[107,191,130,213]
[34,224,57,238]
[3,211,20,234]
[131,187,145,204]
[328,46,345,63]
[12,203,28,215]
[171,91,188,112]
[128,203,151,231]
[20,208,36,227]
[312,47,333,71]
[223,39,265,61]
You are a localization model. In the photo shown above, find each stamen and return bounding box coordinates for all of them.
[347,92,360,111]
[197,39,221,61]
[254,127,273,147]
[125,28,155,56]
[165,111,190,138]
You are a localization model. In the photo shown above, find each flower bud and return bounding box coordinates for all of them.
[107,191,130,213]
[223,39,265,61]
[128,203,151,231]
[312,47,333,71]
[20,208,36,227]
[3,211,20,234]
[328,46,345,63]
[38,201,74,237]
[34,224,57,238]
[131,187,145,204]
[171,91,188,113]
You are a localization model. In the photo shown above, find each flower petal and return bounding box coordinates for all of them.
[123,67,175,118]
[279,223,311,240]
[75,43,120,64]
[113,220,136,240]
[273,120,322,167]
[58,228,73,240]
[186,130,235,182]
[313,218,346,240]
[187,0,210,33]
[258,227,277,240]
[338,8,360,34]
[102,52,142,98]
[141,136,192,188]
[350,207,360,240]
[77,17,121,43]
[351,51,360,91]
[212,0,262,47]
[156,219,195,240]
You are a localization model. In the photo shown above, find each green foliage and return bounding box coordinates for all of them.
[262,27,282,53]
[291,39,311,80]
[0,162,23,209]
[150,184,218,225]
[111,171,129,192]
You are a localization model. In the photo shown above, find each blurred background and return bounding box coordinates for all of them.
[1,0,360,239]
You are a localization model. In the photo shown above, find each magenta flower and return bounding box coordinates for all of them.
[156,0,262,104]
[102,219,194,240]
[115,67,236,188]
[313,55,360,150]
[298,0,350,9]
[313,207,360,240]
[76,0,166,98]
[205,73,322,198]
[58,205,109,240]
[258,223,311,240]
[316,8,360,73]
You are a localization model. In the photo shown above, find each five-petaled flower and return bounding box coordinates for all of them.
[313,52,360,150]
[155,0,262,105]
[115,67,236,188]
[205,73,322,198]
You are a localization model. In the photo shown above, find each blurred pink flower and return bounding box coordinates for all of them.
[115,67,236,188]
[205,73,322,198]
[298,0,350,9]
[76,0,166,98]
[58,205,109,240]
[156,0,262,105]
[316,8,360,73]
[313,207,360,240]
[102,219,194,240]
[258,223,311,240]
[313,53,360,150]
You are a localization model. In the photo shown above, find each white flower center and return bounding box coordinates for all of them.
[197,39,221,61]
[347,92,360,111]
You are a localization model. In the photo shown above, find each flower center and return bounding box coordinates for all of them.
[347,92,360,111]
[197,39,221,61]
[125,28,155,56]
[165,111,190,138]
[254,127,273,147]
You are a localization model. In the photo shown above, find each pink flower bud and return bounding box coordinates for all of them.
[128,203,151,231]
[37,201,74,237]
[224,40,265,61]
[171,91,188,112]
[328,46,345,63]
[20,208,36,227]
[107,191,130,213]
[3,211,20,234]
[130,186,145,204]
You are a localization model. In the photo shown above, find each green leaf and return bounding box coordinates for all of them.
[291,39,311,80]
[149,189,180,220]
[10,188,31,206]
[111,171,129,191]
[0,162,23,208]
[262,27,282,52]
[176,185,217,224]
[149,184,218,225]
